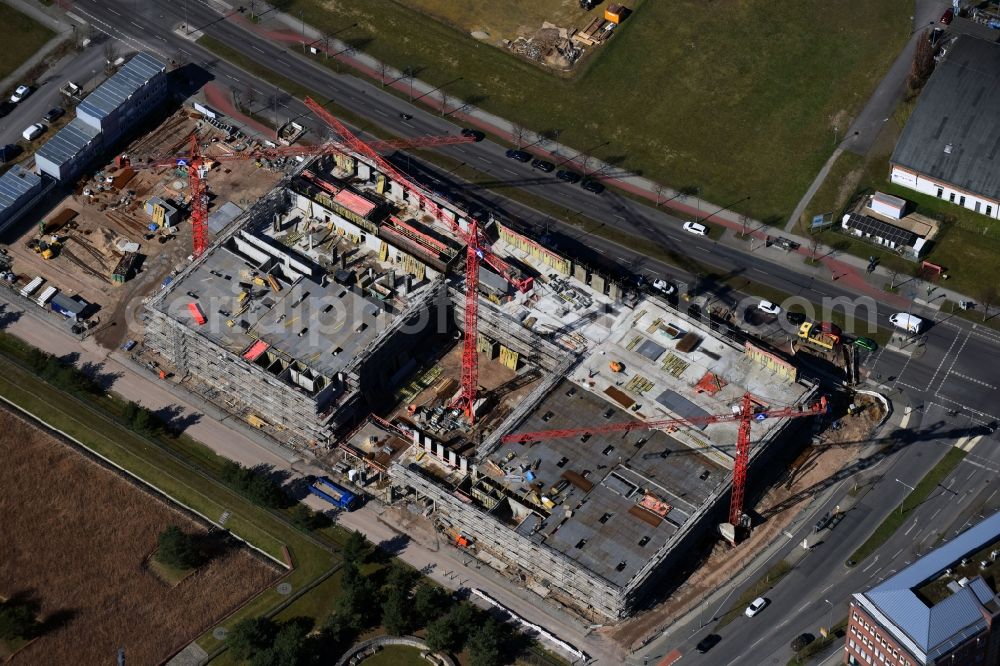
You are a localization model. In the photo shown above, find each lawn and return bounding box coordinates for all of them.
[274,0,910,220]
[401,0,595,46]
[0,408,278,664]
[359,645,427,666]
[846,447,967,567]
[0,4,54,83]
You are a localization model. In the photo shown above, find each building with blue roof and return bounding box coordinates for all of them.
[0,164,45,232]
[845,510,1000,665]
[34,51,167,183]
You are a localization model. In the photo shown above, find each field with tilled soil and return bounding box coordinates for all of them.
[0,408,279,664]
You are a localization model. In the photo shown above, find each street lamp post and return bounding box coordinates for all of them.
[895,478,916,515]
[823,598,834,633]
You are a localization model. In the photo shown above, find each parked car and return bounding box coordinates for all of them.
[683,221,708,236]
[581,178,605,194]
[21,123,44,141]
[531,158,555,173]
[460,128,485,141]
[556,169,581,183]
[940,8,954,24]
[696,634,721,654]
[785,310,806,325]
[505,149,531,162]
[791,633,815,652]
[745,597,768,618]
[757,300,782,316]
[10,85,30,103]
[43,107,64,123]
[121,339,138,352]
[853,337,878,352]
[652,279,676,295]
[0,144,20,163]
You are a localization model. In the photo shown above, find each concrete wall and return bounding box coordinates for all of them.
[890,164,1000,219]
[392,462,627,619]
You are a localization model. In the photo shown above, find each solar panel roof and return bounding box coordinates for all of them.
[0,165,40,210]
[844,212,917,247]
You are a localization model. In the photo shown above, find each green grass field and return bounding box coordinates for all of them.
[359,645,426,666]
[275,0,910,220]
[0,4,55,82]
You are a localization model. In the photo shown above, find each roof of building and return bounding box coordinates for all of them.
[49,293,87,314]
[859,510,1000,660]
[35,118,101,170]
[77,52,166,122]
[207,201,244,234]
[890,36,1000,201]
[0,164,41,210]
[843,212,918,247]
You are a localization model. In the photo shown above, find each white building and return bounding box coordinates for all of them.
[889,36,1000,220]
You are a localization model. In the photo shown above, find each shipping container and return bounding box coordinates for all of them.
[187,302,206,325]
[309,477,358,510]
[35,285,58,306]
[20,276,44,298]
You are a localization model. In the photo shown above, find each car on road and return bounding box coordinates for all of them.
[889,312,924,334]
[652,278,676,296]
[43,107,64,123]
[121,339,137,352]
[21,123,44,141]
[695,633,721,654]
[785,310,806,325]
[460,128,485,141]
[556,169,581,183]
[505,148,531,162]
[745,597,768,617]
[757,300,781,316]
[791,633,815,652]
[853,336,878,352]
[531,158,555,172]
[940,8,954,24]
[10,85,30,103]
[580,178,605,194]
[683,221,708,236]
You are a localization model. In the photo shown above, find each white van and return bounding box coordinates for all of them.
[889,312,924,334]
[22,123,44,141]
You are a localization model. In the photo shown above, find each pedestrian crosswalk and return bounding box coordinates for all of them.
[953,435,983,452]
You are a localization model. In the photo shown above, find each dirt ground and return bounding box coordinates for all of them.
[387,338,543,437]
[402,0,592,45]
[607,401,884,649]
[0,408,279,664]
[3,108,285,350]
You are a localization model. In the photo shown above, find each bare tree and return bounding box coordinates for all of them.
[511,124,528,149]
[680,185,701,200]
[808,234,821,259]
[888,269,901,291]
[908,29,935,91]
[654,184,667,207]
[439,90,450,117]
[378,62,390,87]
[978,283,998,322]
[103,41,119,74]
[243,85,257,113]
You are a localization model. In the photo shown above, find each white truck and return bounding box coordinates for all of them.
[889,312,924,334]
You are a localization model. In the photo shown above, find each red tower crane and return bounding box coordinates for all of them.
[501,392,828,528]
[131,125,477,259]
[302,96,533,425]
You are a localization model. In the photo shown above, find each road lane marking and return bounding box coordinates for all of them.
[949,372,996,390]
[108,8,120,15]
[502,168,518,175]
[373,108,388,116]
[401,121,415,128]
[130,20,142,28]
[861,555,880,572]
[252,46,265,54]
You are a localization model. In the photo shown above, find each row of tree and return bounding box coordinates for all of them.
[219,461,289,509]
[227,531,518,666]
[24,349,102,396]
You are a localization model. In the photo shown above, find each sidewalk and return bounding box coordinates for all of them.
[0,0,75,94]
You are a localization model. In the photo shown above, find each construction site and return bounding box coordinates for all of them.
[4,105,291,346]
[131,100,831,622]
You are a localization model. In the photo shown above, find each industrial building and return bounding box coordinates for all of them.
[36,51,167,182]
[0,165,46,234]
[142,141,820,620]
[846,510,1000,665]
[890,36,1000,219]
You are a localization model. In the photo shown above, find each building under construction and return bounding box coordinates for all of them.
[142,141,820,620]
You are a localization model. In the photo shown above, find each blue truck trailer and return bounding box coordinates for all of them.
[308,477,359,511]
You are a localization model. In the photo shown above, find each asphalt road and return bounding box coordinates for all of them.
[31,2,1000,662]
[655,401,1000,665]
[0,40,107,148]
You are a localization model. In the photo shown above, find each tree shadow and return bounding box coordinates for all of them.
[373,533,411,561]
[0,304,23,329]
[197,528,237,562]
[153,404,203,435]
[78,361,123,391]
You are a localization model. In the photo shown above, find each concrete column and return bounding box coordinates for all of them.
[448,450,457,467]
[436,442,445,459]
[573,264,588,284]
[591,274,606,295]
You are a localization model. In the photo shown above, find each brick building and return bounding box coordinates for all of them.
[844,511,1000,665]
